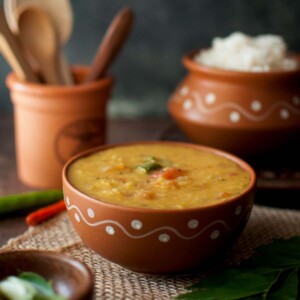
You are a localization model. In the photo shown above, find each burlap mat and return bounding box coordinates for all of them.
[1,205,300,299]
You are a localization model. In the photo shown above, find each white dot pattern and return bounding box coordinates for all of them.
[230,111,241,123]
[210,230,220,240]
[180,86,189,96]
[205,93,216,105]
[159,233,170,243]
[188,219,199,229]
[131,220,143,230]
[251,100,262,112]
[280,109,290,120]
[106,226,115,235]
[183,99,192,110]
[87,208,95,218]
[65,196,70,206]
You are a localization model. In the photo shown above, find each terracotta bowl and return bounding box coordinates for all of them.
[168,50,300,156]
[63,141,256,274]
[0,250,93,300]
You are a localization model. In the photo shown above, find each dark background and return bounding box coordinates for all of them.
[0,0,299,118]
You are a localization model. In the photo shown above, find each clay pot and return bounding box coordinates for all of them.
[168,50,300,156]
[6,66,114,188]
[0,250,93,300]
[63,141,256,274]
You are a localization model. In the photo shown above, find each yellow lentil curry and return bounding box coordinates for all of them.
[68,144,251,209]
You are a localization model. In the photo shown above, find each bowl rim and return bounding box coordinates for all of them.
[63,141,256,214]
[0,249,93,300]
[183,49,300,78]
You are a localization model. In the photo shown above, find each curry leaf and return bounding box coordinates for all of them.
[243,237,300,270]
[266,268,299,300]
[178,268,280,300]
[176,237,300,300]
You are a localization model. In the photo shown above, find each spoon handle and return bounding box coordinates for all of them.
[0,9,38,82]
[59,52,74,85]
[38,52,63,85]
[85,7,134,83]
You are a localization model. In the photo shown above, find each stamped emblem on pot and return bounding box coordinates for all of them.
[55,118,104,164]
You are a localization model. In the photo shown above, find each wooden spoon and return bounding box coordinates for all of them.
[85,7,134,83]
[4,0,74,85]
[18,8,63,85]
[0,8,38,82]
[5,0,73,41]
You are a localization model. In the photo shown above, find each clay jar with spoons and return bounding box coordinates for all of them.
[5,7,133,188]
[168,50,300,156]
[7,67,114,188]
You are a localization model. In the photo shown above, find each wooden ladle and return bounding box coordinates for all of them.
[85,7,134,83]
[0,8,38,82]
[18,8,63,85]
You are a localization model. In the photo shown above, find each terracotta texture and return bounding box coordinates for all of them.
[63,141,256,274]
[168,51,300,156]
[0,250,93,300]
[6,66,113,188]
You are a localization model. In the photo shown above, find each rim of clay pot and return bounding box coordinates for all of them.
[183,49,300,80]
[63,141,256,215]
[6,65,114,96]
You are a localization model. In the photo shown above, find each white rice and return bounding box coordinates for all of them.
[194,32,298,72]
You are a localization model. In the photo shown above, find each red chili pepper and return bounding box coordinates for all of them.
[25,200,66,226]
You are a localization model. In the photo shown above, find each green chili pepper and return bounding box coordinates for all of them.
[137,156,162,173]
[138,161,162,173]
[0,190,63,215]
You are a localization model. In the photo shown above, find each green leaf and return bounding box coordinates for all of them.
[243,237,300,270]
[266,268,299,300]
[19,272,54,296]
[179,268,280,299]
[176,237,300,300]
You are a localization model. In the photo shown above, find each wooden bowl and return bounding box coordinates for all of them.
[62,141,256,274]
[168,50,300,156]
[0,250,93,300]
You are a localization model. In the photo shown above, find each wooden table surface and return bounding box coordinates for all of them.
[1,114,299,247]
